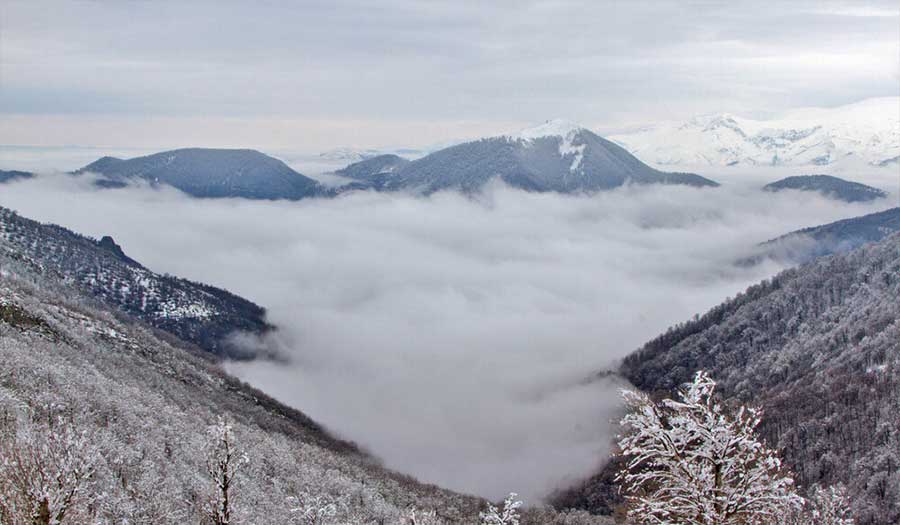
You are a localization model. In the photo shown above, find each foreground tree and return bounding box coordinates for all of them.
[616,371,804,525]
[0,416,98,525]
[480,493,523,525]
[204,418,249,525]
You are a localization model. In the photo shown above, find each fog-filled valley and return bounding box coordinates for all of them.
[3,1,899,523]
[0,171,894,502]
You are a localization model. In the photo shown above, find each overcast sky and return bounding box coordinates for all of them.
[1,0,898,151]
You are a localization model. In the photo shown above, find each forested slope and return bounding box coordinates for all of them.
[0,206,271,358]
[559,234,900,524]
[744,207,900,265]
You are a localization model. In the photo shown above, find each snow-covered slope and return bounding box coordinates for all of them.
[318,147,383,163]
[610,98,900,169]
[0,206,272,358]
[559,231,900,524]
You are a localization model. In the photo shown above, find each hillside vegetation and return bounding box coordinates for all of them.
[558,234,900,524]
[0,214,607,524]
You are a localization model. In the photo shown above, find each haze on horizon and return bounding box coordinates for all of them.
[1,0,898,152]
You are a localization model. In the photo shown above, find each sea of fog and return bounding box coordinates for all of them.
[0,168,894,502]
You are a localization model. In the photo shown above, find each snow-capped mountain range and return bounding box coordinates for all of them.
[609,97,900,169]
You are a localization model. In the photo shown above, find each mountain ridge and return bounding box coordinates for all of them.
[742,207,900,265]
[611,97,900,169]
[0,206,273,359]
[75,147,324,200]
[762,174,888,202]
[356,120,720,194]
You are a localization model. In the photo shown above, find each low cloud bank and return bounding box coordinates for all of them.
[0,174,892,501]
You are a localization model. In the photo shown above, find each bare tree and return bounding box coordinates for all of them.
[0,416,98,525]
[204,418,248,525]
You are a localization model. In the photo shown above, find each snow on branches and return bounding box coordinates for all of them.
[616,370,804,525]
[204,417,249,525]
[0,415,98,525]
[480,492,523,525]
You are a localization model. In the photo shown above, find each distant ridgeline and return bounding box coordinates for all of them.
[74,148,327,200]
[0,170,34,184]
[741,207,900,265]
[34,123,721,199]
[0,207,272,359]
[556,232,900,524]
[763,174,888,203]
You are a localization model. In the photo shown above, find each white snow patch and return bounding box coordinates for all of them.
[158,301,213,320]
[560,141,586,172]
[505,119,588,172]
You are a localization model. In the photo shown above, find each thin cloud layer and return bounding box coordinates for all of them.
[0,174,893,500]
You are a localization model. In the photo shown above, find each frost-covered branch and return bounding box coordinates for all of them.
[616,370,803,525]
[480,492,522,525]
[204,418,249,525]
[0,415,98,525]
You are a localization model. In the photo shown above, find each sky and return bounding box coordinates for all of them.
[1,0,898,151]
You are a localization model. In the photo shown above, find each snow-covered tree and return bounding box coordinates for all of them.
[785,484,854,525]
[204,418,248,525]
[808,485,854,525]
[480,493,522,525]
[287,493,338,524]
[406,507,440,525]
[616,370,804,525]
[0,416,98,525]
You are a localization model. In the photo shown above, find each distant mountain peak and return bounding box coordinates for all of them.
[366,122,717,195]
[612,97,900,168]
[75,148,322,200]
[318,147,382,163]
[96,235,140,266]
[501,120,591,173]
[507,119,587,141]
[685,113,746,136]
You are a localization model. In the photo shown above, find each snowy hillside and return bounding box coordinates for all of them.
[0,205,610,525]
[558,232,900,524]
[0,207,272,358]
[610,98,900,169]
